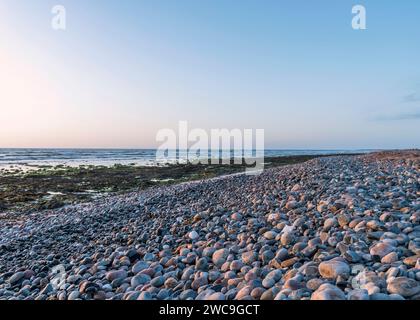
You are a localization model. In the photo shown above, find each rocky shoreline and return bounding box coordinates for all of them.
[0,154,340,213]
[0,151,419,300]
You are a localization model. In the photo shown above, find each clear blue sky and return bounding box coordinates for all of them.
[1,0,419,149]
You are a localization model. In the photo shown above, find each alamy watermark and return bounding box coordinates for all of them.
[49,5,366,31]
[156,121,265,175]
[51,5,66,30]
[352,4,367,30]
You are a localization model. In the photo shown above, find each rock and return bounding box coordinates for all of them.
[8,272,25,285]
[39,283,54,296]
[281,257,299,268]
[408,240,420,255]
[369,241,396,258]
[285,201,298,210]
[131,274,151,287]
[263,231,277,240]
[191,276,208,290]
[275,248,289,261]
[318,259,350,279]
[137,291,153,300]
[205,292,225,300]
[164,277,178,289]
[306,278,324,291]
[106,270,128,282]
[68,290,80,300]
[235,286,252,300]
[323,218,337,231]
[188,231,199,240]
[231,213,242,221]
[229,260,243,271]
[212,249,229,267]
[157,289,170,300]
[79,281,100,294]
[311,284,345,300]
[353,271,385,289]
[262,277,275,289]
[403,255,419,267]
[284,278,300,290]
[291,184,301,192]
[143,253,155,261]
[381,252,398,264]
[196,257,209,271]
[179,289,197,300]
[389,294,405,300]
[348,289,369,300]
[337,214,350,227]
[387,277,420,297]
[281,232,295,246]
[242,251,257,264]
[150,276,165,287]
[370,293,390,300]
[132,261,149,274]
[344,250,361,263]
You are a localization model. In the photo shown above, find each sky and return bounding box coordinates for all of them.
[0,0,419,149]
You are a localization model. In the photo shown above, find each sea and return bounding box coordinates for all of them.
[0,148,374,170]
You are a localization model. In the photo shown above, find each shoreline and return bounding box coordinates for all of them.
[0,154,361,213]
[0,150,419,300]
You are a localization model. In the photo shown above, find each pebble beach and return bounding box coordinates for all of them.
[0,151,419,300]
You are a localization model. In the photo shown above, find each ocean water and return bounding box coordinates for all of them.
[0,148,373,170]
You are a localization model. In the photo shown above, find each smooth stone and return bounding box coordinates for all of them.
[150,276,165,287]
[156,289,170,300]
[8,272,25,285]
[281,232,295,246]
[191,276,208,290]
[179,289,197,300]
[132,261,149,274]
[231,213,243,221]
[242,251,257,265]
[230,260,243,271]
[131,274,151,287]
[205,292,225,300]
[347,289,369,300]
[39,284,54,296]
[381,252,398,264]
[403,255,419,267]
[137,291,153,300]
[370,241,396,258]
[369,293,390,300]
[387,277,420,297]
[212,249,229,267]
[262,277,275,289]
[188,231,199,240]
[265,270,283,281]
[323,218,337,231]
[196,257,209,271]
[306,278,324,291]
[318,259,350,279]
[311,284,345,300]
[275,248,289,261]
[106,270,128,282]
[68,290,80,300]
[263,231,277,240]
